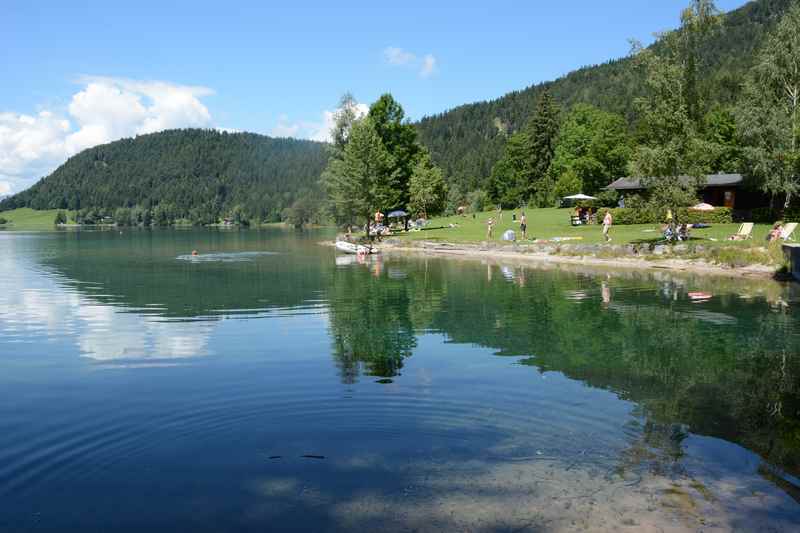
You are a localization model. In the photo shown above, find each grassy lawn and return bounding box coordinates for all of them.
[0,208,71,229]
[393,208,774,247]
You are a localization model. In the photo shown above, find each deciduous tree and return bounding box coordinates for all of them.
[738,2,800,208]
[368,94,420,211]
[550,104,631,195]
[408,150,447,218]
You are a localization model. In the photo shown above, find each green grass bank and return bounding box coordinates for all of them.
[397,208,776,246]
[0,208,73,229]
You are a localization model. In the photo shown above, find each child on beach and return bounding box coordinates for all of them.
[487,217,495,239]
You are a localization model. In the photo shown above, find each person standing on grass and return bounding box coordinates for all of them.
[602,209,613,242]
[487,217,495,239]
[519,212,527,240]
[497,205,503,222]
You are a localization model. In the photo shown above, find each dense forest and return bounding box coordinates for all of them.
[415,0,794,192]
[0,129,329,224]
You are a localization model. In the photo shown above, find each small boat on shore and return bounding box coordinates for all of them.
[335,241,379,255]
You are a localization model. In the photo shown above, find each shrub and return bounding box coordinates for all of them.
[466,190,489,213]
[751,207,800,224]
[608,208,656,225]
[609,207,732,225]
[678,207,732,224]
[595,189,619,207]
[0,216,7,225]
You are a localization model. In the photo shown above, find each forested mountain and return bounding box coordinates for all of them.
[0,129,328,223]
[415,0,794,192]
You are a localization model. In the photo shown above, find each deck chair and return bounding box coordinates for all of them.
[780,222,797,241]
[728,222,753,240]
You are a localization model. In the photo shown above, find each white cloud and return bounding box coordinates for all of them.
[383,46,438,79]
[384,46,416,66]
[420,54,437,78]
[271,114,301,138]
[271,102,368,143]
[0,181,11,196]
[0,77,214,194]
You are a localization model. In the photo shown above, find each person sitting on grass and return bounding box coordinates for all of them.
[677,223,690,241]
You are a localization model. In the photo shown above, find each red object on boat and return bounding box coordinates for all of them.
[688,291,712,300]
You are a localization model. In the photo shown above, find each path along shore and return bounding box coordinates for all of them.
[363,239,780,280]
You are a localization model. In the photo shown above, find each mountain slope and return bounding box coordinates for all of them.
[415,0,793,191]
[0,129,328,221]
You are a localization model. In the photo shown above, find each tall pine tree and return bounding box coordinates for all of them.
[488,90,560,207]
[526,91,562,205]
[322,118,397,237]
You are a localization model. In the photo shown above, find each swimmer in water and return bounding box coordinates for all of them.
[191,250,199,256]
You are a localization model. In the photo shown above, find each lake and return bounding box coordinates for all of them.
[1,228,798,532]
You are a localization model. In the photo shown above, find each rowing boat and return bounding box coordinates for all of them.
[335,241,379,255]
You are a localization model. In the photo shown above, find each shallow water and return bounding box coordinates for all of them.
[0,228,799,532]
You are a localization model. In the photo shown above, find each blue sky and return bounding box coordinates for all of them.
[1,0,747,194]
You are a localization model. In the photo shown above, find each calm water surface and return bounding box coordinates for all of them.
[1,228,799,532]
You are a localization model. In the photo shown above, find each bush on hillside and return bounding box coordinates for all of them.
[0,216,7,225]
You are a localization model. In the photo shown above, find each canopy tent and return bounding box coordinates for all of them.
[563,194,597,201]
[387,210,409,218]
[690,202,715,211]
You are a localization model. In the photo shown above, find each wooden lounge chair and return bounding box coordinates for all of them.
[780,222,797,241]
[728,222,753,240]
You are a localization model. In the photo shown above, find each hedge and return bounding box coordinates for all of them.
[609,207,733,225]
[750,207,800,224]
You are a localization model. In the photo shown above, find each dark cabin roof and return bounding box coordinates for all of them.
[606,173,743,190]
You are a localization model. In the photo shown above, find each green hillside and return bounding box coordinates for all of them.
[0,129,329,223]
[415,0,794,191]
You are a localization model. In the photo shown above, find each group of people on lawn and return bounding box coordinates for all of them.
[485,206,795,244]
[486,207,614,242]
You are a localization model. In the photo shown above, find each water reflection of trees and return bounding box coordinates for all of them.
[330,258,800,480]
[327,263,417,382]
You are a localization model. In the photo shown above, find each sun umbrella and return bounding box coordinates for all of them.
[690,203,715,211]
[387,210,408,218]
[563,194,597,200]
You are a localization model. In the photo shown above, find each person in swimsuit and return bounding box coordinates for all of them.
[602,210,613,242]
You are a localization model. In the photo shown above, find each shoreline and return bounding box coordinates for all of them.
[336,239,782,280]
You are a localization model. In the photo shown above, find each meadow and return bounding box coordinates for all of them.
[0,208,73,229]
[397,208,775,247]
